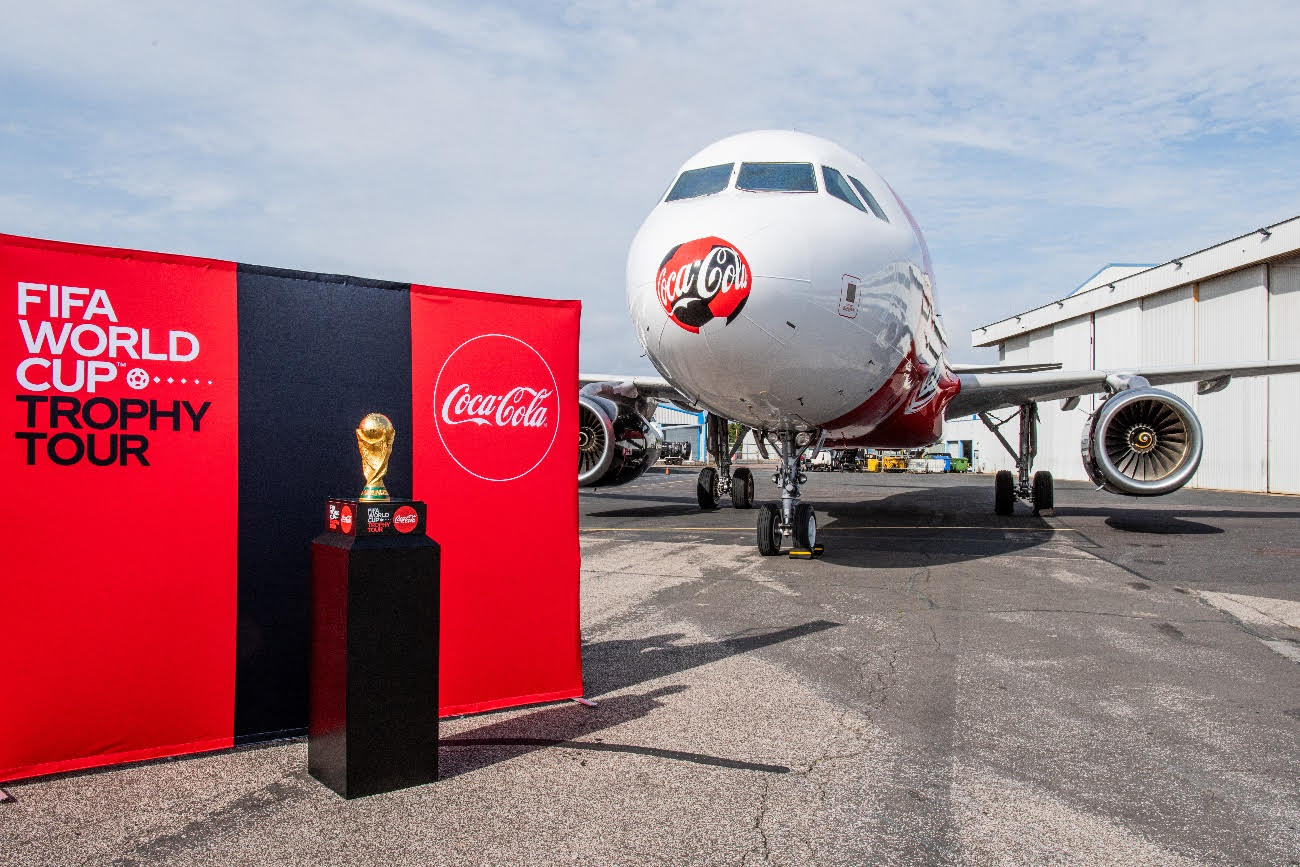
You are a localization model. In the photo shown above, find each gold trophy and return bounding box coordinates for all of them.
[356,413,396,501]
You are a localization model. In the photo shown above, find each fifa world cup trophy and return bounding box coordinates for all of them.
[356,413,396,501]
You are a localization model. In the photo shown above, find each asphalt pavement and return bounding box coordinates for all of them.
[4,468,1298,865]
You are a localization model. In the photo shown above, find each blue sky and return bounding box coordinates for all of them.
[3,0,1298,369]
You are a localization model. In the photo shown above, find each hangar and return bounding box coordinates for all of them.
[944,216,1300,494]
[655,402,705,459]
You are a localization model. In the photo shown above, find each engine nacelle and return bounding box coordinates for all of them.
[1081,387,1203,496]
[578,393,663,487]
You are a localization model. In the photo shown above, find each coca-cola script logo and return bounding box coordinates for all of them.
[392,505,418,534]
[433,333,560,482]
[656,236,752,333]
[339,504,354,534]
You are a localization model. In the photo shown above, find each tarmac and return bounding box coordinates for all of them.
[4,468,1299,865]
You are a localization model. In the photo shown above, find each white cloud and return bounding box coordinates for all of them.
[2,0,1297,369]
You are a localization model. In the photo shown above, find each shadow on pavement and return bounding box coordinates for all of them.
[810,485,1055,568]
[1103,515,1224,535]
[582,620,839,698]
[440,687,789,779]
[585,503,704,518]
[441,621,838,779]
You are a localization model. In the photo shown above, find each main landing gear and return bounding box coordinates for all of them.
[696,414,755,510]
[979,401,1054,516]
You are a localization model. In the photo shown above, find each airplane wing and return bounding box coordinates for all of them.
[947,361,1062,375]
[946,359,1300,419]
[578,372,696,408]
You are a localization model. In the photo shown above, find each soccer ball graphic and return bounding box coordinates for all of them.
[125,368,150,390]
[655,236,752,333]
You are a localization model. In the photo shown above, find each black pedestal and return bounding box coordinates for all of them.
[308,516,439,799]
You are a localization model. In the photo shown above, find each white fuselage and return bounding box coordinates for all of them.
[625,131,946,441]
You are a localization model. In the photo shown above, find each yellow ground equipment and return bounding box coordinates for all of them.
[881,454,908,472]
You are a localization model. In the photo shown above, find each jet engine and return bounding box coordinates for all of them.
[578,391,663,487]
[1081,387,1202,496]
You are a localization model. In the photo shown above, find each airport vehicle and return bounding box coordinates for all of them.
[660,441,692,464]
[880,453,909,473]
[577,130,1300,554]
[811,452,863,470]
[830,448,863,471]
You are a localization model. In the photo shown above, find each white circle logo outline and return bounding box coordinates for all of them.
[432,333,561,483]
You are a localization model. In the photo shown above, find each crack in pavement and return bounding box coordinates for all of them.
[866,646,902,710]
[905,567,940,609]
[98,771,310,866]
[746,776,775,866]
[978,608,1222,621]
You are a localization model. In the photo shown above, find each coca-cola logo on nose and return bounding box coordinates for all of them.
[656,236,751,333]
[433,333,560,482]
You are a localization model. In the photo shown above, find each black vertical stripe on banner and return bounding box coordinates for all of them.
[236,265,414,743]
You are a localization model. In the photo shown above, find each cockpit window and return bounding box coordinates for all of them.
[848,176,889,222]
[822,166,867,212]
[736,162,817,193]
[664,163,733,201]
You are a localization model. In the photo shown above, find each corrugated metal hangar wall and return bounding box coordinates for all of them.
[945,220,1300,495]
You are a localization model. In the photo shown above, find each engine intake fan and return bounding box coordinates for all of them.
[578,393,662,487]
[1081,387,1202,496]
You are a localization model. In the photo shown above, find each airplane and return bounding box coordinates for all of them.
[576,130,1300,555]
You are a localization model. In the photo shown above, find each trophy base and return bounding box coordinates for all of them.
[325,498,426,537]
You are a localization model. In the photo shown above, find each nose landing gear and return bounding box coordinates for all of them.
[756,430,822,557]
[696,416,825,556]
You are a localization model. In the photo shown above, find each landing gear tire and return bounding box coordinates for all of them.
[757,504,782,555]
[731,467,755,509]
[793,503,817,549]
[994,470,1015,516]
[1032,470,1054,515]
[696,467,720,510]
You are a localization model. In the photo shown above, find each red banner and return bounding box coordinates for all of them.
[409,286,582,715]
[2,235,239,782]
[2,232,585,783]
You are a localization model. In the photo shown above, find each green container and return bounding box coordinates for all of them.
[950,457,970,473]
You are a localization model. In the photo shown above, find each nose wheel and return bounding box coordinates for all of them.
[757,504,782,555]
[793,503,817,548]
[755,430,823,557]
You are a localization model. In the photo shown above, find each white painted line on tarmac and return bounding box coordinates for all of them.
[1261,640,1300,665]
[822,525,1079,532]
[582,525,1080,533]
[1198,591,1300,664]
[1200,592,1300,631]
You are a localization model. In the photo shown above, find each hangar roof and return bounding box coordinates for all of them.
[973,215,1300,348]
[1068,264,1154,296]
